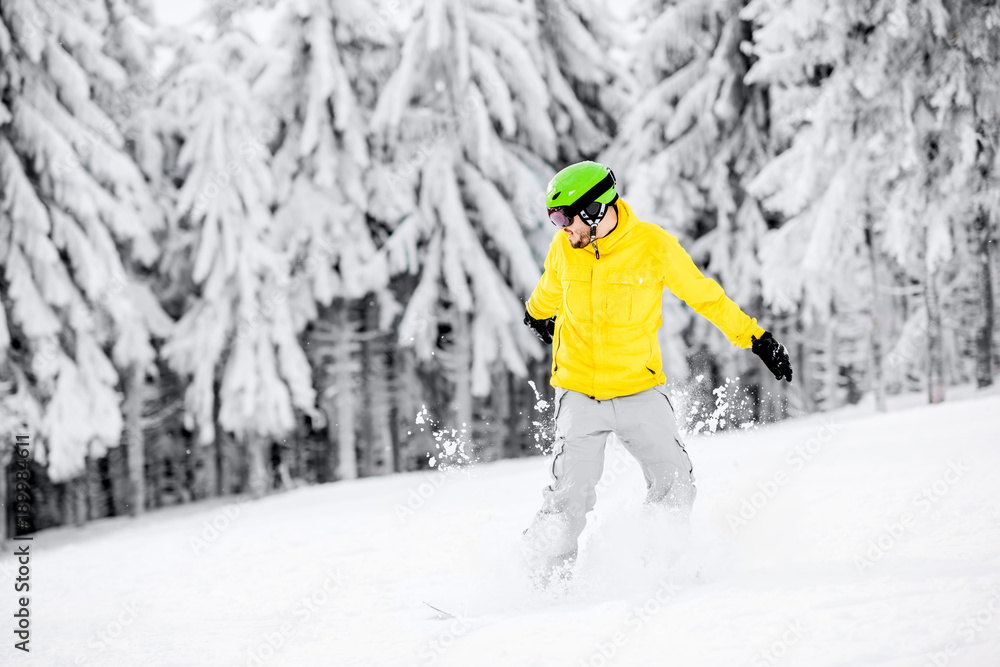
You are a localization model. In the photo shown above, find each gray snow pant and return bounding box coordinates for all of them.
[522,385,695,568]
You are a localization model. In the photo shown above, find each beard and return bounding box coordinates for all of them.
[566,225,592,249]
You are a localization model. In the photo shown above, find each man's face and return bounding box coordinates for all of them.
[562,215,591,249]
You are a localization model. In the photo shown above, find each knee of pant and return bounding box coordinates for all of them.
[645,461,687,487]
[564,464,602,499]
[546,485,598,517]
[648,477,696,510]
[551,455,603,485]
[647,466,694,498]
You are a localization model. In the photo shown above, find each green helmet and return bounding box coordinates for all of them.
[546,161,618,214]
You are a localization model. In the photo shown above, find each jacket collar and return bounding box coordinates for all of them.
[576,198,635,257]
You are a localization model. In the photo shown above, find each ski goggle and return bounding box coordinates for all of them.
[547,201,606,228]
[547,207,574,228]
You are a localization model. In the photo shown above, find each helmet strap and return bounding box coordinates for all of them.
[581,200,612,259]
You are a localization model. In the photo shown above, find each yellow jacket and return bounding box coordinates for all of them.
[526,199,765,400]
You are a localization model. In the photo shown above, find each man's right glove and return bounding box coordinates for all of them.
[751,331,793,382]
[524,308,556,345]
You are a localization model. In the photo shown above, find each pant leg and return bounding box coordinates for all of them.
[613,385,696,514]
[522,388,613,568]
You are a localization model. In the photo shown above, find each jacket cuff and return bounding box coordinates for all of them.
[736,320,767,349]
[525,301,551,321]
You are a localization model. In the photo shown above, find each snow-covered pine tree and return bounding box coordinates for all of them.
[535,0,633,161]
[945,6,1000,389]
[0,0,170,495]
[901,3,1000,399]
[102,0,167,515]
[741,0,877,411]
[744,0,1000,407]
[368,0,555,446]
[604,0,773,410]
[258,0,396,479]
[154,28,316,496]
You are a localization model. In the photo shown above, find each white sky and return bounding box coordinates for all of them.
[151,0,206,26]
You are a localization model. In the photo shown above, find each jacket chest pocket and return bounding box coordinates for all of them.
[562,265,593,322]
[605,269,660,323]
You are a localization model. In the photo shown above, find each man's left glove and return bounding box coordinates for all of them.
[524,308,555,345]
[751,331,793,382]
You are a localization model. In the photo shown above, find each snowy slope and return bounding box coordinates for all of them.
[6,393,1000,667]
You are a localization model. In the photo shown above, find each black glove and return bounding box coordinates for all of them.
[751,331,793,382]
[524,308,555,345]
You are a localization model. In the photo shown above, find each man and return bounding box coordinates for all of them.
[521,161,792,583]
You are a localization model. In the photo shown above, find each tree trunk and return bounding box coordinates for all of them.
[865,223,887,411]
[208,433,231,498]
[789,300,813,416]
[394,348,429,471]
[196,443,217,500]
[451,312,474,447]
[334,375,357,480]
[215,436,226,497]
[60,481,71,527]
[770,319,792,421]
[107,446,129,516]
[122,364,146,516]
[819,324,838,411]
[926,263,946,404]
[329,304,360,481]
[363,301,394,475]
[974,209,995,388]
[74,475,88,526]
[498,371,515,459]
[794,332,808,415]
[389,402,402,474]
[245,435,268,498]
[84,447,99,521]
